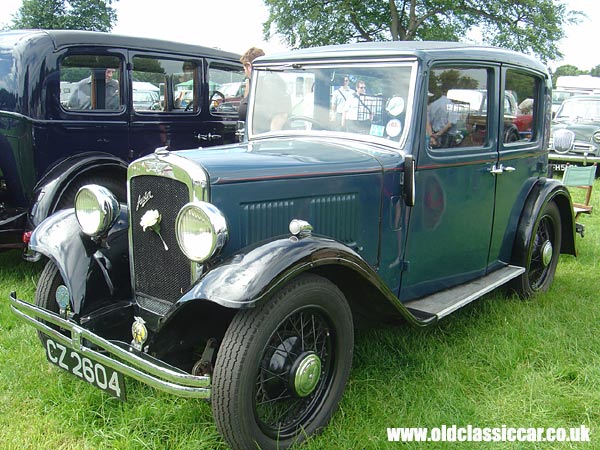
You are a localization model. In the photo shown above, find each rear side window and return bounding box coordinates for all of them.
[504,69,540,143]
[132,57,198,113]
[428,66,490,150]
[60,55,122,111]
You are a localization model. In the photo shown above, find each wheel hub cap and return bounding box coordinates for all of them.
[541,240,553,267]
[291,352,321,397]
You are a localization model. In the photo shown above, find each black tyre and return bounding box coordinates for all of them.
[212,273,354,450]
[511,201,562,297]
[56,174,126,210]
[35,260,69,343]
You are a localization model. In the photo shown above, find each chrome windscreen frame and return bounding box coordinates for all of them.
[127,150,210,292]
[247,58,419,152]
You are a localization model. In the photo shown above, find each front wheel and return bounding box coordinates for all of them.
[34,260,69,343]
[510,201,562,297]
[211,273,353,450]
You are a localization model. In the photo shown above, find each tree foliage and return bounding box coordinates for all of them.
[263,0,582,63]
[9,0,118,32]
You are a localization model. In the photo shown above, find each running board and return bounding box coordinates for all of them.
[404,265,525,320]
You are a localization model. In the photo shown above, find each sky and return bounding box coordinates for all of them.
[0,0,598,70]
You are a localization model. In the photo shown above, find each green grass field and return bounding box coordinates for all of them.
[1,181,599,449]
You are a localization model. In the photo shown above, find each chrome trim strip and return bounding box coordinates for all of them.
[548,152,600,163]
[9,292,210,399]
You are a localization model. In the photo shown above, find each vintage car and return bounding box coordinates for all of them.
[0,29,244,255]
[548,95,600,173]
[10,42,576,450]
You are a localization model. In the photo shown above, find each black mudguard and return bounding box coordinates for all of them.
[513,177,577,258]
[176,234,430,326]
[29,206,131,316]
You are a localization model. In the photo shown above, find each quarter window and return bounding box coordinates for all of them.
[60,55,122,111]
[132,57,197,112]
[428,66,490,150]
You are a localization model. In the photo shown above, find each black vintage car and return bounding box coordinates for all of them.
[0,29,244,254]
[10,42,576,450]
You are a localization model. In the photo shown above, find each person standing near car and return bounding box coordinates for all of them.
[68,68,119,110]
[428,87,458,148]
[238,47,265,120]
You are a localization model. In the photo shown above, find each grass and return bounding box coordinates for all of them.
[1,180,600,449]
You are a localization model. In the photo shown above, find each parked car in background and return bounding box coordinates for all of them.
[0,29,244,256]
[10,42,576,450]
[548,95,600,173]
[551,88,590,115]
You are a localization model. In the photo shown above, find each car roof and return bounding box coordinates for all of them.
[254,41,546,73]
[0,29,240,60]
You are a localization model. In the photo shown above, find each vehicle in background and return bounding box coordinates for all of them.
[11,41,576,450]
[0,29,244,256]
[551,88,590,115]
[548,95,600,174]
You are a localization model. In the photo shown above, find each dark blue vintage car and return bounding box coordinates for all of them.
[0,29,244,254]
[10,42,576,450]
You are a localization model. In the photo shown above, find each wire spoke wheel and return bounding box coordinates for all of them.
[212,274,353,450]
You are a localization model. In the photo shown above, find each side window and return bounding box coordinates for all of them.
[132,57,197,113]
[505,70,539,143]
[60,55,122,111]
[428,66,490,150]
[208,64,246,115]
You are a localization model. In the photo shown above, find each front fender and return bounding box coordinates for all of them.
[177,234,430,326]
[29,206,131,315]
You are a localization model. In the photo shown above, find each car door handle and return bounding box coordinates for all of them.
[490,164,516,175]
[197,132,222,141]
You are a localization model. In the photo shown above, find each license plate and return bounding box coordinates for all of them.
[42,336,126,400]
[553,163,567,172]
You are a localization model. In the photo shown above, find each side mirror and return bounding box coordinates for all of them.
[403,154,415,207]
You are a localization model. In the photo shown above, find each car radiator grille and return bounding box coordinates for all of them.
[130,175,190,311]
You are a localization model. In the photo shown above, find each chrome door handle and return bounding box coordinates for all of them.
[490,164,516,175]
[197,132,222,141]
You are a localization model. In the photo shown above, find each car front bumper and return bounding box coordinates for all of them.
[9,291,211,399]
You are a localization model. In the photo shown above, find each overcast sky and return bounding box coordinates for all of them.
[0,0,598,70]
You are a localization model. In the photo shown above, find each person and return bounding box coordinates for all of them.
[330,75,354,130]
[342,80,372,134]
[68,68,119,110]
[427,88,457,147]
[238,47,265,120]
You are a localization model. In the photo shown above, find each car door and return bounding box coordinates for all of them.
[49,52,129,168]
[128,53,211,160]
[488,66,548,266]
[398,64,500,302]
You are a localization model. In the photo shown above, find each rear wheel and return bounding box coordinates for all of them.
[511,201,562,297]
[211,273,353,450]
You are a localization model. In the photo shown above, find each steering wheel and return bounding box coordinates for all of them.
[210,90,226,110]
[284,115,326,130]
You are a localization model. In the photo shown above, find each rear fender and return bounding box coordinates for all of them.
[513,177,576,259]
[29,152,127,229]
[29,206,131,315]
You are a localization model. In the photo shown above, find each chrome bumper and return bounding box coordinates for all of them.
[548,152,600,164]
[9,291,211,399]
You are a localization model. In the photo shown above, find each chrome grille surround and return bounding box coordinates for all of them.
[128,151,209,315]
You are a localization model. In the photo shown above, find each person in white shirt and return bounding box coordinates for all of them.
[330,76,354,130]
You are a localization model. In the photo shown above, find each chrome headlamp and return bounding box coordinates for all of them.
[74,185,119,237]
[176,202,228,262]
[593,131,600,145]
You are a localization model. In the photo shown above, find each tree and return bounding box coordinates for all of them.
[591,65,600,78]
[263,0,582,63]
[9,0,118,32]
